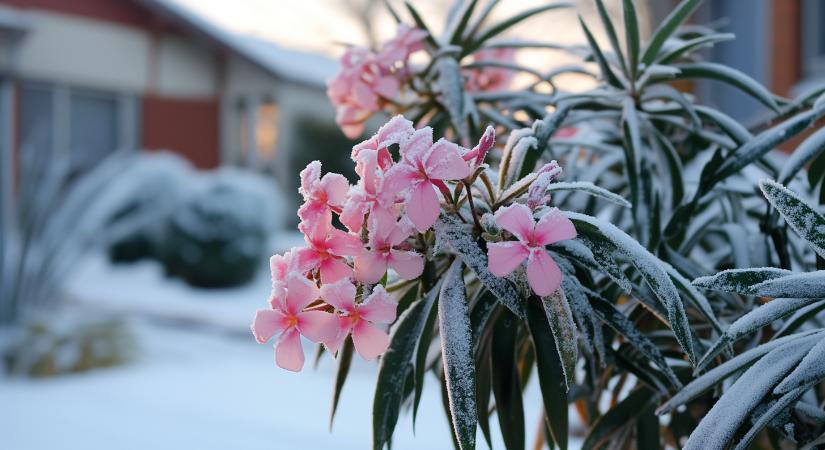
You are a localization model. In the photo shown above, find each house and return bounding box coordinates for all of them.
[0,0,343,197]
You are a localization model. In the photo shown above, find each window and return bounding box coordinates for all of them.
[17,81,138,173]
[237,97,279,170]
[802,0,825,77]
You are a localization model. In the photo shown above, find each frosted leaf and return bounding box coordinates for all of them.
[498,128,536,192]
[682,342,815,450]
[546,181,632,208]
[566,211,696,363]
[561,275,604,363]
[438,261,477,450]
[577,235,632,293]
[760,179,825,259]
[434,213,526,319]
[692,267,793,294]
[778,127,825,184]
[664,263,721,332]
[748,271,825,299]
[697,297,822,371]
[433,58,468,141]
[775,333,825,394]
[541,289,578,391]
[658,331,823,414]
[732,386,807,450]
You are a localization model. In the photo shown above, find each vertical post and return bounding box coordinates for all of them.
[244,96,259,169]
[0,61,15,323]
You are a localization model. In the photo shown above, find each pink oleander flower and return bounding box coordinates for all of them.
[385,127,472,231]
[327,47,401,139]
[295,218,363,284]
[340,148,401,233]
[298,161,350,222]
[354,213,423,284]
[321,280,397,360]
[378,24,428,63]
[462,125,496,168]
[463,48,517,92]
[269,249,303,298]
[487,203,577,296]
[526,161,562,209]
[252,273,337,372]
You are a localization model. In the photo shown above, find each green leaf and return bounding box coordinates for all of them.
[577,235,633,293]
[373,282,441,450]
[594,0,628,77]
[466,2,572,55]
[578,15,624,88]
[491,310,525,450]
[760,179,825,259]
[779,126,825,184]
[582,388,655,450]
[404,1,438,47]
[641,0,704,65]
[732,386,808,450]
[694,104,753,146]
[526,297,569,450]
[438,260,477,450]
[668,62,779,112]
[546,181,631,207]
[746,271,825,299]
[657,33,734,64]
[622,0,640,79]
[692,267,793,294]
[447,0,479,45]
[567,211,697,365]
[435,213,526,319]
[413,283,440,424]
[541,290,578,391]
[475,342,494,449]
[330,337,354,429]
[775,335,825,393]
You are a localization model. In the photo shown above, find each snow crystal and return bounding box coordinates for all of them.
[774,333,825,394]
[760,179,825,259]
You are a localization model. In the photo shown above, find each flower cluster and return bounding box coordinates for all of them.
[462,47,518,92]
[252,115,577,371]
[326,25,428,139]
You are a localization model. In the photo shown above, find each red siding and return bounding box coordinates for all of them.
[142,96,219,169]
[0,0,162,29]
[770,0,801,96]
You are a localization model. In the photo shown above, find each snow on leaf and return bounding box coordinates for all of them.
[566,211,696,364]
[760,179,825,259]
[438,260,477,450]
[434,213,526,319]
[692,267,794,294]
[541,289,578,391]
[775,333,825,394]
[778,127,825,185]
[562,275,605,364]
[682,341,815,450]
[545,181,632,207]
[664,263,722,332]
[747,271,825,299]
[577,235,633,294]
[732,385,808,450]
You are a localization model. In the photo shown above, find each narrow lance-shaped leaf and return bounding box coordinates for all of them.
[546,181,632,207]
[779,126,825,184]
[668,62,779,112]
[641,0,704,65]
[775,334,825,393]
[746,271,825,299]
[438,260,477,450]
[373,281,441,450]
[692,267,793,294]
[621,0,640,79]
[582,388,655,450]
[732,385,809,450]
[466,2,572,55]
[491,310,526,450]
[578,16,624,88]
[760,179,825,259]
[594,0,628,77]
[541,289,578,390]
[435,213,526,318]
[330,337,354,429]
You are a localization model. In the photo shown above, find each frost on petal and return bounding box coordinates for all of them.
[359,285,398,324]
[388,250,424,280]
[352,320,390,360]
[320,278,357,312]
[320,173,350,208]
[251,309,288,344]
[424,138,472,180]
[494,203,534,242]
[297,310,337,343]
[400,127,433,165]
[487,241,529,277]
[293,246,321,274]
[534,208,577,246]
[340,188,369,232]
[325,317,353,354]
[383,163,421,199]
[354,250,389,284]
[299,160,322,196]
[527,250,562,297]
[376,115,415,147]
[327,229,364,256]
[406,181,440,232]
[319,257,354,284]
[275,328,305,372]
[284,273,320,314]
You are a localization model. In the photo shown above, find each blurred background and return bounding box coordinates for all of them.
[0,0,821,449]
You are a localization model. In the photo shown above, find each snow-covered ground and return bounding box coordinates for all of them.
[2,254,583,450]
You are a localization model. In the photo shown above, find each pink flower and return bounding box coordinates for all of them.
[354,213,423,284]
[463,48,517,92]
[385,127,472,231]
[321,280,397,360]
[526,161,562,209]
[378,24,428,63]
[462,125,496,168]
[487,203,577,296]
[298,161,350,222]
[295,218,363,284]
[252,273,337,372]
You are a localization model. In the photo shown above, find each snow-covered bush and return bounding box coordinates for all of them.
[250,1,825,449]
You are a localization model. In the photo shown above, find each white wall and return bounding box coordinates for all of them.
[156,34,218,98]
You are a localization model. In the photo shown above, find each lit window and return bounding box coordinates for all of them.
[238,98,279,168]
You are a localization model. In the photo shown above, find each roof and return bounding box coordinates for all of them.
[135,0,337,89]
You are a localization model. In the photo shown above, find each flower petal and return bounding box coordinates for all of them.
[487,241,529,277]
[251,309,288,344]
[352,320,390,360]
[383,163,422,200]
[319,257,354,284]
[526,250,562,297]
[354,249,389,284]
[320,173,350,208]
[400,127,433,166]
[388,250,424,280]
[406,181,440,232]
[275,328,305,372]
[299,161,321,197]
[320,278,357,312]
[325,317,353,354]
[494,203,534,242]
[534,208,577,246]
[359,285,397,324]
[285,273,320,314]
[424,138,472,180]
[327,229,364,257]
[297,310,337,343]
